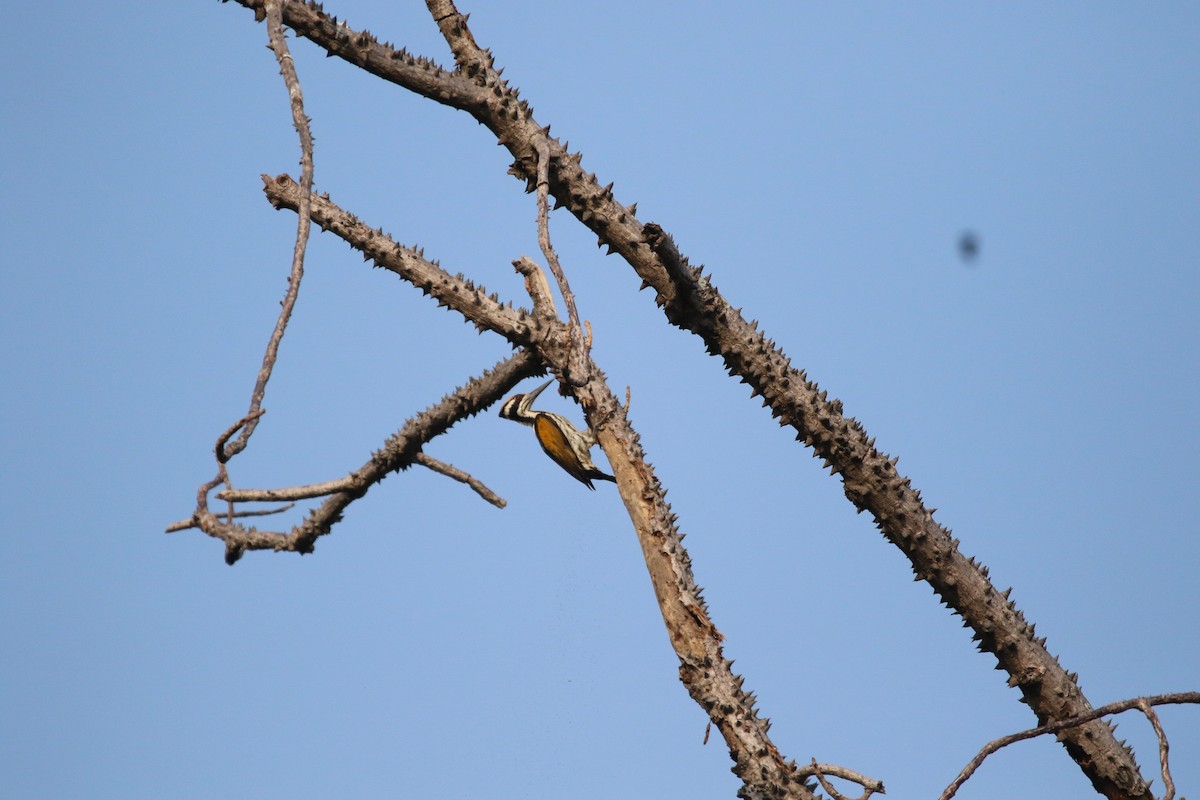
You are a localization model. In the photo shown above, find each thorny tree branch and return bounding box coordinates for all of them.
[181,3,521,564]
[192,3,1199,799]
[184,350,543,564]
[941,692,1200,800]
[207,453,505,508]
[210,2,1162,797]
[260,174,834,800]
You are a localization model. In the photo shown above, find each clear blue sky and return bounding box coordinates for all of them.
[2,2,1197,798]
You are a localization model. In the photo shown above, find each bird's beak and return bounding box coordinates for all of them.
[525,379,553,402]
[512,378,553,419]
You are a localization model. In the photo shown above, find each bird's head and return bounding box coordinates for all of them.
[498,379,553,423]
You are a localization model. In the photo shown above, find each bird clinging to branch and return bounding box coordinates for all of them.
[499,380,616,490]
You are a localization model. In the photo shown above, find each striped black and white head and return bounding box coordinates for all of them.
[498,379,553,425]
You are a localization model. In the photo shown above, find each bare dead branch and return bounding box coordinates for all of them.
[429,3,1159,789]
[214,409,265,464]
[1137,699,1175,800]
[264,162,821,799]
[263,174,537,343]
[426,0,490,76]
[941,692,1200,800]
[243,0,481,110]
[185,351,542,559]
[222,1,315,462]
[218,479,352,503]
[799,759,885,800]
[165,502,296,533]
[533,137,588,385]
[566,371,817,800]
[414,452,506,508]
[513,256,556,318]
[214,22,1145,794]
[427,0,586,383]
[216,450,506,509]
[201,4,1176,798]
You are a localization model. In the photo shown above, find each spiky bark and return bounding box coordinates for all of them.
[210,3,1155,797]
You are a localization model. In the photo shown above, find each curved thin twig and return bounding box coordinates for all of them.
[1137,699,1174,800]
[222,0,314,461]
[799,759,885,800]
[213,454,504,509]
[941,692,1200,800]
[533,137,588,385]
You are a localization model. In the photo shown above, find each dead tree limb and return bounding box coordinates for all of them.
[261,173,852,799]
[185,350,540,561]
[942,692,1200,800]
[188,3,1197,798]
[222,0,315,462]
[207,4,1154,796]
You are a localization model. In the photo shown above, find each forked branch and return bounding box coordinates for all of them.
[189,3,1190,798]
[182,351,542,562]
[259,174,839,799]
[210,23,1119,786]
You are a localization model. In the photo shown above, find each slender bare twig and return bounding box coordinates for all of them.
[222,0,314,461]
[213,409,265,464]
[414,452,506,508]
[165,503,296,533]
[211,450,501,513]
[800,760,885,800]
[533,137,588,385]
[218,479,353,503]
[212,454,504,508]
[941,692,1200,800]
[1137,699,1175,800]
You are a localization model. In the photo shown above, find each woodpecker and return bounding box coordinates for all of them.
[499,379,616,490]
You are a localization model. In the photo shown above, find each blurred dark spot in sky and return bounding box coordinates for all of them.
[958,230,980,265]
